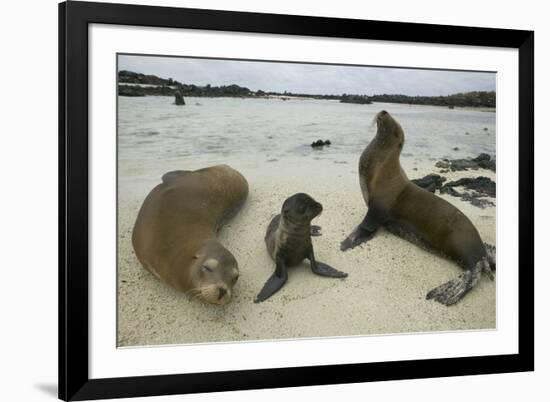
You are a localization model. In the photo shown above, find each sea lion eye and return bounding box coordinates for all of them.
[201,265,213,273]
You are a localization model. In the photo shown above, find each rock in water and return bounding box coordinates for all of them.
[440,176,496,208]
[435,153,495,172]
[413,174,495,208]
[174,90,185,105]
[441,176,496,198]
[472,153,496,171]
[311,139,331,148]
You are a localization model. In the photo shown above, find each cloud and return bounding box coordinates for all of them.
[118,54,495,96]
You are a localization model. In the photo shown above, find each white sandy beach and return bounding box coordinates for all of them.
[117,157,496,347]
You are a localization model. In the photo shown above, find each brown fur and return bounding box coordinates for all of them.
[132,165,248,304]
[345,111,492,305]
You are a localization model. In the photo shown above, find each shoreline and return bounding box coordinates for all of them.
[117,87,495,111]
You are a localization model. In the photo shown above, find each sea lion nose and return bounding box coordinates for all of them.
[218,287,227,299]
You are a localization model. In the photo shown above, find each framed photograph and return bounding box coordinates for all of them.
[59,1,534,400]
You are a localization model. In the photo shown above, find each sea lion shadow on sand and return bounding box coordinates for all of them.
[341,111,495,306]
[255,193,347,303]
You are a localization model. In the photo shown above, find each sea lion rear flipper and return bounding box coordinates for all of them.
[254,256,288,303]
[340,208,381,251]
[481,256,494,281]
[426,262,483,306]
[309,249,348,278]
[484,242,496,272]
[161,170,190,183]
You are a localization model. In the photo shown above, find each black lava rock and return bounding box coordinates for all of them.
[174,90,185,105]
[311,139,331,148]
[434,153,495,172]
[412,174,447,193]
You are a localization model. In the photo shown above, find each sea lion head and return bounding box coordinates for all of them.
[281,193,323,224]
[189,241,239,306]
[374,110,405,152]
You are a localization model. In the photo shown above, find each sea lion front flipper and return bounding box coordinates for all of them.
[311,262,348,278]
[308,249,348,278]
[310,225,322,237]
[254,256,288,303]
[340,227,376,251]
[340,208,381,251]
[426,263,483,306]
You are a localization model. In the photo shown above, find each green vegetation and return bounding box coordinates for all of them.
[340,94,372,104]
[118,70,495,108]
[118,85,173,97]
[118,70,182,86]
[368,92,495,108]
[118,70,253,98]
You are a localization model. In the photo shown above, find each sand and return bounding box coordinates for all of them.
[117,159,496,347]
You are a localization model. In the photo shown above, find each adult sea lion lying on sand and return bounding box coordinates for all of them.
[132,165,248,305]
[341,111,495,305]
[255,193,348,303]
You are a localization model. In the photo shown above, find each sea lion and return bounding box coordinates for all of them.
[341,111,495,305]
[132,165,248,305]
[255,193,347,303]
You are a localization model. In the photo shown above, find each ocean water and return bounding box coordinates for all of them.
[118,96,496,190]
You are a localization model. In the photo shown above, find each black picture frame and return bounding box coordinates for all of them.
[59,1,534,400]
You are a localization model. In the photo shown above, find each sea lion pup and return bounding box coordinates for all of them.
[341,111,495,306]
[132,165,248,305]
[255,193,348,303]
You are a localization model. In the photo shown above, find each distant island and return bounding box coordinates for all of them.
[118,70,496,108]
[340,94,373,105]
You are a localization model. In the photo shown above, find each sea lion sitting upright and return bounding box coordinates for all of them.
[341,111,495,305]
[255,193,348,303]
[132,165,248,305]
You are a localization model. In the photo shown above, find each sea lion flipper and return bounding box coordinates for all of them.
[426,263,483,306]
[340,227,375,251]
[308,249,347,278]
[161,170,190,183]
[254,273,287,303]
[311,261,348,278]
[310,225,322,237]
[340,209,381,251]
[481,258,494,281]
[484,243,496,272]
[254,256,288,303]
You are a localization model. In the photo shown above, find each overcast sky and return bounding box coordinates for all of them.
[118,55,495,96]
